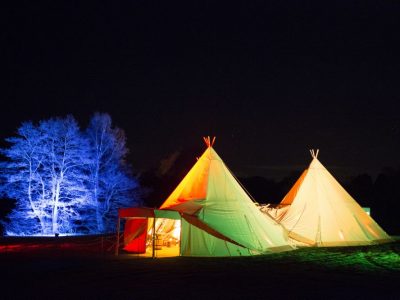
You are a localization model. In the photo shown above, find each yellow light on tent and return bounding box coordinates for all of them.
[366,224,378,238]
[172,221,181,240]
[339,230,344,241]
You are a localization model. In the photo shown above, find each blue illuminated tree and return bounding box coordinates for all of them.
[0,122,48,235]
[1,114,140,236]
[39,116,92,234]
[86,113,139,232]
[1,116,92,235]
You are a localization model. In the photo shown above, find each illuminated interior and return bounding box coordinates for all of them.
[123,218,181,257]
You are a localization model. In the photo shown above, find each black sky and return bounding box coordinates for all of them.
[2,1,400,180]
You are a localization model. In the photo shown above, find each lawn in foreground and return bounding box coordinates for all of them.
[0,240,399,299]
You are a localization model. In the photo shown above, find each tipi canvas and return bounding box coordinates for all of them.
[261,150,392,247]
[120,137,292,257]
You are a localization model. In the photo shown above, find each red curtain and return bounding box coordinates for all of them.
[123,219,148,253]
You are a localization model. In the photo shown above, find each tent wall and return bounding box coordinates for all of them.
[198,149,291,253]
[180,218,253,256]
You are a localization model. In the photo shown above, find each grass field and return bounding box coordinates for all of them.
[0,237,399,299]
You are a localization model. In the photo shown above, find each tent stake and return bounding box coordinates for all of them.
[115,217,120,256]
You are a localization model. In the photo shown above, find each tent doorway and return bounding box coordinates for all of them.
[150,218,181,257]
[116,208,182,258]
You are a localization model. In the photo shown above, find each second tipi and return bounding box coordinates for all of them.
[261,150,392,247]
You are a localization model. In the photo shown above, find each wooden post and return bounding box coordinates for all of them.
[115,217,120,256]
[152,217,156,259]
[179,215,182,257]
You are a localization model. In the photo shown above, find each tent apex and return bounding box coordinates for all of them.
[203,136,216,148]
[309,149,319,159]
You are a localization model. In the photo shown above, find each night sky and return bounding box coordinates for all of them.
[2,1,400,181]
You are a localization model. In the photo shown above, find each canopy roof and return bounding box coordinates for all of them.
[119,207,181,220]
[118,207,245,248]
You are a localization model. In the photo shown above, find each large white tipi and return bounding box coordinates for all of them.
[262,150,392,246]
[120,137,293,257]
[159,137,292,255]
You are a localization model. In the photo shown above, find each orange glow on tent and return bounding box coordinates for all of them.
[160,147,211,214]
[160,137,217,213]
[281,169,308,206]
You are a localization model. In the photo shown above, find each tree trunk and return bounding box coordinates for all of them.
[28,163,46,234]
[94,161,104,232]
[52,180,60,234]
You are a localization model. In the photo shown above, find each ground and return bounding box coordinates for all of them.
[0,237,399,299]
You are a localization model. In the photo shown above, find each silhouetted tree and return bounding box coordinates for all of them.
[345,173,374,208]
[140,145,199,208]
[239,176,282,204]
[373,167,400,234]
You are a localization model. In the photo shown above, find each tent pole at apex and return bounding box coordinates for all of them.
[203,136,216,148]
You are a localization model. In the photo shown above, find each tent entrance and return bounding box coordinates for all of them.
[117,208,183,257]
[121,217,181,258]
[150,218,181,257]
